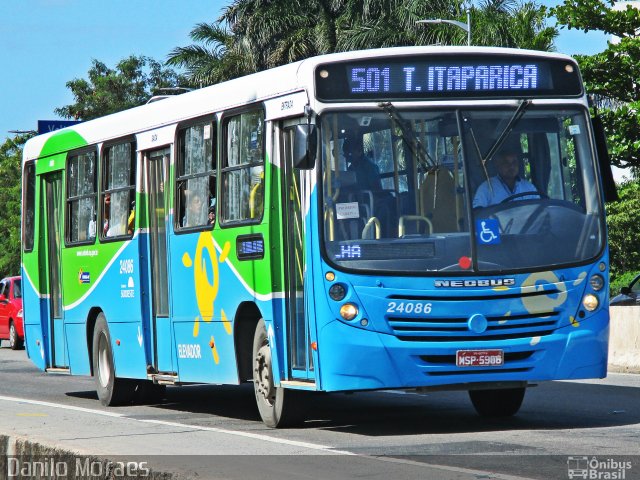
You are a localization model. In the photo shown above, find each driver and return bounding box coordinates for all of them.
[473,149,538,208]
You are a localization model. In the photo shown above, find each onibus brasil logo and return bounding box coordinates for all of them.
[567,456,633,479]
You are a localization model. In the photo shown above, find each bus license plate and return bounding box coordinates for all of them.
[456,349,504,367]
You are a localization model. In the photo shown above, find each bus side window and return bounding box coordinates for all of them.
[23,162,36,252]
[101,141,136,240]
[67,150,97,244]
[221,109,265,224]
[176,121,216,230]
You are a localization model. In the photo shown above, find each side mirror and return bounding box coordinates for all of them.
[0,294,6,302]
[591,115,618,202]
[621,286,631,296]
[293,124,317,170]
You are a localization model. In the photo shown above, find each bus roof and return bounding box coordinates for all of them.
[23,46,576,163]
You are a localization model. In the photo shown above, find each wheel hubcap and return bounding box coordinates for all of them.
[254,343,275,405]
[98,334,111,388]
[9,326,16,346]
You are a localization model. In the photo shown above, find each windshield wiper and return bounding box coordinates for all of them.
[378,102,436,171]
[466,99,531,190]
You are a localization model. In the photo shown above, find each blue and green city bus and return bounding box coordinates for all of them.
[21,46,617,427]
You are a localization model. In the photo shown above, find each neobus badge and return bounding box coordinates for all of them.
[434,279,516,288]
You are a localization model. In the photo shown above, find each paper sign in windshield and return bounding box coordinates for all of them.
[336,202,360,220]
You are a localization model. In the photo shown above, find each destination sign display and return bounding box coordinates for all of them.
[315,54,582,101]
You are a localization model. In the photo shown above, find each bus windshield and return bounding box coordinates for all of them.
[320,106,603,273]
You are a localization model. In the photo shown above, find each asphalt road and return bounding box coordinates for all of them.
[0,343,638,479]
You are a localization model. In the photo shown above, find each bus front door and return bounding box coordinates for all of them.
[281,126,314,381]
[43,172,68,368]
[145,148,173,374]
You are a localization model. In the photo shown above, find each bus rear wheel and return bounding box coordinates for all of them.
[469,387,526,417]
[252,319,303,428]
[92,313,135,406]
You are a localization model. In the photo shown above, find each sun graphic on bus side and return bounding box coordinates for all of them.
[181,233,233,364]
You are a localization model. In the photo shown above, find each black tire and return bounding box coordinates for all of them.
[9,321,23,350]
[469,387,526,417]
[253,319,304,428]
[92,313,136,406]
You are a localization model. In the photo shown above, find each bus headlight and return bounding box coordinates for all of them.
[329,283,347,301]
[589,274,604,291]
[582,294,599,312]
[340,303,358,321]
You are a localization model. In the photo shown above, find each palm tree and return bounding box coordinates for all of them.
[167,0,557,87]
[220,0,347,68]
[342,0,556,50]
[166,23,257,85]
[338,0,464,50]
[470,0,557,50]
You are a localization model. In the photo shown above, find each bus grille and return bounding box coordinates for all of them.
[386,295,561,342]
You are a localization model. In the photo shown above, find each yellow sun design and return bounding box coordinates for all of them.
[181,233,232,364]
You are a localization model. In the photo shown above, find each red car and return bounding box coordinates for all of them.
[0,276,23,349]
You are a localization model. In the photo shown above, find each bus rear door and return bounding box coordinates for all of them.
[42,171,68,368]
[144,147,174,374]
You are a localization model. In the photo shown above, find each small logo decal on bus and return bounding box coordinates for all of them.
[178,344,202,359]
[434,278,515,288]
[78,270,91,284]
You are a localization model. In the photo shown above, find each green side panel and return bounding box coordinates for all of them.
[60,242,125,307]
[24,130,89,295]
[39,130,87,159]
[35,152,67,175]
[35,130,87,174]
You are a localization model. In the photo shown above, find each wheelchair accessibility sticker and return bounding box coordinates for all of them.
[476,219,501,245]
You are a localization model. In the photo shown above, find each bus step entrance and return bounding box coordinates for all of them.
[45,367,71,375]
[280,380,317,391]
[149,373,178,385]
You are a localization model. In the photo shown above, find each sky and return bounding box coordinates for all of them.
[0,0,610,141]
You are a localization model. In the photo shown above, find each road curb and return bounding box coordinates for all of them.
[609,306,640,374]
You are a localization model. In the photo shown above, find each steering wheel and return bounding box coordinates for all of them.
[500,191,547,204]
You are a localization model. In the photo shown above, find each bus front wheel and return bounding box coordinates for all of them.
[252,319,303,428]
[92,313,135,406]
[469,387,526,417]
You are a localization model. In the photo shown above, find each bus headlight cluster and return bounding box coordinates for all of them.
[589,274,604,291]
[582,294,599,312]
[329,283,347,301]
[340,303,358,321]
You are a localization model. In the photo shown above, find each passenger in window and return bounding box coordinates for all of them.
[127,201,135,235]
[473,149,539,208]
[208,207,215,225]
[103,193,111,236]
[183,192,206,227]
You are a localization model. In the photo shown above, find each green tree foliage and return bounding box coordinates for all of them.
[606,181,640,289]
[55,56,191,121]
[553,0,640,172]
[0,134,32,276]
[340,0,555,52]
[166,23,258,86]
[167,0,556,86]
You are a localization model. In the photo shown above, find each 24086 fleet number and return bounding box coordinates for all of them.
[386,302,432,314]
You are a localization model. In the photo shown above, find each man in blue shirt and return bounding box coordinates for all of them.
[473,150,539,208]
